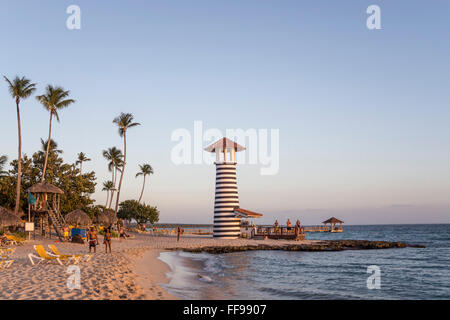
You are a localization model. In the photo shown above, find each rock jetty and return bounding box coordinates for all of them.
[175,240,425,254]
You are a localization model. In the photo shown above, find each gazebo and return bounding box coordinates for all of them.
[26,182,65,239]
[322,217,344,233]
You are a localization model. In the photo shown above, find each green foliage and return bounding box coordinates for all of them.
[0,143,97,214]
[118,200,159,225]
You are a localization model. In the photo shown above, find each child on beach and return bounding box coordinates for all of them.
[103,226,112,253]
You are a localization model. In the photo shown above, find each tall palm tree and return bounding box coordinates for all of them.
[112,113,140,216]
[76,152,91,174]
[0,155,8,176]
[4,76,36,215]
[102,147,123,208]
[136,164,154,203]
[36,85,75,183]
[102,180,115,208]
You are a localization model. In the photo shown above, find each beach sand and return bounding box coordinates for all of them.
[0,233,318,300]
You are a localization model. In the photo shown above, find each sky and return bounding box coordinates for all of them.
[1,0,449,224]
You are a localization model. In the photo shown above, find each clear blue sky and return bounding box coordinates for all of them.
[1,0,449,224]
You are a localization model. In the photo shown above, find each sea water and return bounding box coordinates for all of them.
[158,224,450,300]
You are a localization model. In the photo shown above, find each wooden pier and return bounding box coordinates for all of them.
[254,226,305,240]
[302,225,343,233]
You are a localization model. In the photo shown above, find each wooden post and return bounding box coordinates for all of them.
[28,204,31,241]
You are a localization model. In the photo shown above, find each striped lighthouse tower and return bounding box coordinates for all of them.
[205,138,246,239]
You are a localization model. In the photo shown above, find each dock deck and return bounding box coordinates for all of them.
[254,226,305,240]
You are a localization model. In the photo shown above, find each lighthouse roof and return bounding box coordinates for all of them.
[234,208,263,218]
[204,137,246,153]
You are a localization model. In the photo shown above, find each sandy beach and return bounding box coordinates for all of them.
[0,233,319,300]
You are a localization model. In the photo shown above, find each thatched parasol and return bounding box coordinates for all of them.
[103,209,117,226]
[26,182,64,194]
[0,206,24,227]
[65,209,92,227]
[95,212,110,226]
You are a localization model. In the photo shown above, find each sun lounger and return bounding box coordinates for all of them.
[48,245,92,263]
[28,245,75,266]
[0,260,14,269]
[6,235,24,245]
[0,248,15,259]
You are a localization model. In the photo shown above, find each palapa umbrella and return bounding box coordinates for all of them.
[95,212,110,226]
[103,209,117,226]
[65,209,92,227]
[0,206,24,227]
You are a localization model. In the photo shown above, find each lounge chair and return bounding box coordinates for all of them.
[6,235,24,245]
[0,248,15,259]
[28,245,74,266]
[0,260,14,269]
[48,245,92,263]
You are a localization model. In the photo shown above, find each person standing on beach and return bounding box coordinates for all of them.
[87,227,98,253]
[177,226,181,242]
[104,226,112,253]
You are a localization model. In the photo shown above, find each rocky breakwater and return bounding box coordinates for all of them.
[176,240,425,254]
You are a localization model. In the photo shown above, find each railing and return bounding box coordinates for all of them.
[255,226,304,236]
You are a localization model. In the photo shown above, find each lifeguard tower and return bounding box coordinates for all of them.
[26,182,67,240]
[205,138,262,239]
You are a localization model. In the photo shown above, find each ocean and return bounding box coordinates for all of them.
[158,224,450,300]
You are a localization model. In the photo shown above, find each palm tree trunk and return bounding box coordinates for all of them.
[109,167,116,209]
[14,99,22,215]
[80,162,83,175]
[115,131,126,216]
[105,190,109,207]
[138,175,146,203]
[41,112,53,183]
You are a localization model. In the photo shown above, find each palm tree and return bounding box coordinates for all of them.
[102,147,123,208]
[136,164,154,203]
[4,76,36,215]
[36,85,75,183]
[40,138,63,154]
[112,113,140,216]
[76,152,91,174]
[0,155,8,176]
[102,181,115,208]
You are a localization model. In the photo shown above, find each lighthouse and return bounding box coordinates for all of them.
[205,137,262,239]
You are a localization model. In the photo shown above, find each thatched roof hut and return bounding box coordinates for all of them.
[65,209,92,227]
[95,212,110,226]
[103,209,117,226]
[0,206,24,227]
[26,182,64,194]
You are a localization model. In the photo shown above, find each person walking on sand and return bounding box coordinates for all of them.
[87,227,98,253]
[104,226,112,253]
[118,225,126,242]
